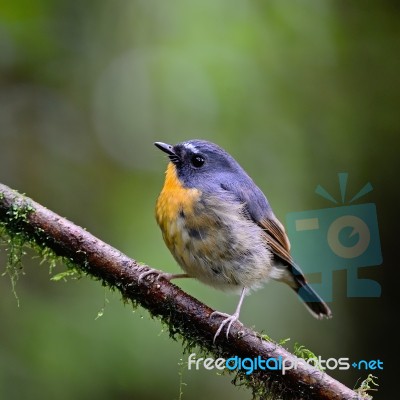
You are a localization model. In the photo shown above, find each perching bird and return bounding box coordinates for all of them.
[139,140,332,341]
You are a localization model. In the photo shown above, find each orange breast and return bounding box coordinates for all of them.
[155,163,201,251]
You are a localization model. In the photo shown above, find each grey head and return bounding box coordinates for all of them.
[154,140,244,187]
[154,139,274,222]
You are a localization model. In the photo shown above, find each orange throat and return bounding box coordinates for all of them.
[155,163,201,235]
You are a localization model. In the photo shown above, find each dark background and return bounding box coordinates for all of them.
[0,1,397,399]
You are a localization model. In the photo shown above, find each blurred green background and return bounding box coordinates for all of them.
[0,1,397,399]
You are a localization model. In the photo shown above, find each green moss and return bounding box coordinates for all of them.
[177,357,187,400]
[355,374,378,399]
[50,269,81,282]
[94,289,110,320]
[0,195,84,301]
[0,227,26,306]
[6,202,34,222]
[232,370,285,400]
[0,199,34,304]
[293,342,317,361]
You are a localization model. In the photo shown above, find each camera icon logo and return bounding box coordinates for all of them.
[286,173,382,301]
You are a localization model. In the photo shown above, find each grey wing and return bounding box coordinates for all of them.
[220,178,307,285]
[220,177,274,223]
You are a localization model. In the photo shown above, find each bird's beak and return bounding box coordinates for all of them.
[154,142,181,164]
[154,142,176,156]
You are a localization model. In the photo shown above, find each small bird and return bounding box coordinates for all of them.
[140,140,332,341]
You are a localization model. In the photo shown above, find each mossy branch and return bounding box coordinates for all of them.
[0,183,365,400]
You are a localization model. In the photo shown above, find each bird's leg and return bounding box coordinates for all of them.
[137,266,190,284]
[210,287,248,342]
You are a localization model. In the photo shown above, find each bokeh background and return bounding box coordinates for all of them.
[0,1,397,399]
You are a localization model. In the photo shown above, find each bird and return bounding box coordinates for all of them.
[139,139,332,342]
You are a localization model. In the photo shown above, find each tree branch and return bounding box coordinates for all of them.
[0,183,364,400]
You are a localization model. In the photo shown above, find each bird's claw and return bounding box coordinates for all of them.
[210,311,240,342]
[137,267,163,284]
[137,267,175,284]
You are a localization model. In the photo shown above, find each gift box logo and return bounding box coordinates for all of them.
[286,173,382,301]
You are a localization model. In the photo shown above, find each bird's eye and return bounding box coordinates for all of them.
[190,154,205,168]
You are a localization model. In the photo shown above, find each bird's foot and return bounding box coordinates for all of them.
[210,311,241,342]
[137,267,173,284]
